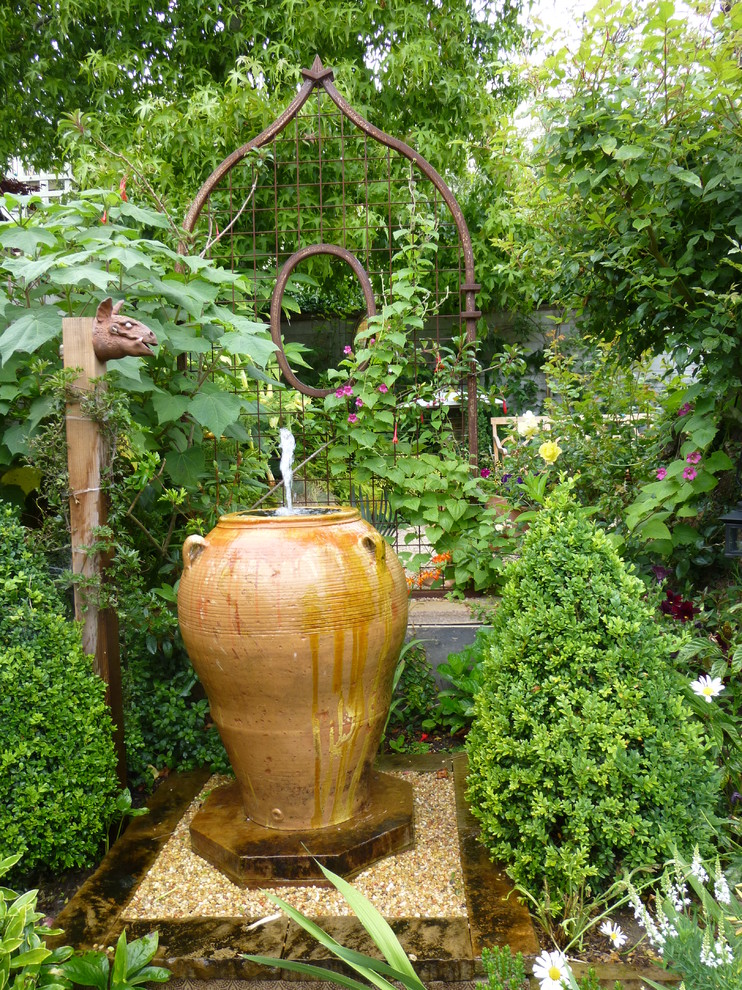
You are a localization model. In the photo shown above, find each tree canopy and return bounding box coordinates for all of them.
[1,0,527,184]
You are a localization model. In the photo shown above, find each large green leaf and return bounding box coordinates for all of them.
[0,226,58,253]
[164,446,206,486]
[219,331,276,366]
[315,863,425,989]
[614,144,645,160]
[53,264,120,290]
[99,244,158,270]
[158,324,213,355]
[1,253,62,282]
[638,518,672,541]
[61,953,109,990]
[243,955,371,990]
[10,948,52,969]
[0,309,61,364]
[188,390,245,437]
[114,202,171,229]
[151,393,191,425]
[149,277,220,317]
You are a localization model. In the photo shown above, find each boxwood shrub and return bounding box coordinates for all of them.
[0,504,118,878]
[466,483,722,913]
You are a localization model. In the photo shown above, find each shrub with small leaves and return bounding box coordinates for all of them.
[0,505,119,878]
[466,483,722,920]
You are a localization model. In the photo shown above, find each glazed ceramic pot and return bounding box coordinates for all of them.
[177,507,408,831]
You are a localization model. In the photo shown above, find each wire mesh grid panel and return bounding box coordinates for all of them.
[181,57,481,565]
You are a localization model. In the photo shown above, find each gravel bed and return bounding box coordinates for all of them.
[123,770,467,921]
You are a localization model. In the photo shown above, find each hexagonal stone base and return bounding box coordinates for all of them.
[189,770,415,886]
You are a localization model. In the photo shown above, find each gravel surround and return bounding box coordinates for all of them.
[123,770,467,921]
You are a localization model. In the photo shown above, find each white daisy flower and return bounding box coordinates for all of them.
[532,949,571,990]
[599,920,627,949]
[690,674,725,703]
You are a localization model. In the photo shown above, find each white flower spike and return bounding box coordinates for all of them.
[532,949,571,990]
[690,847,709,885]
[599,920,627,949]
[690,674,725,703]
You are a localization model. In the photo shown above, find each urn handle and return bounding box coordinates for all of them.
[183,534,208,572]
[361,531,387,566]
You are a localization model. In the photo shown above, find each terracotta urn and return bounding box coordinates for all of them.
[177,507,408,831]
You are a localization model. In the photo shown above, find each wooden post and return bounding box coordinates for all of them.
[63,317,127,786]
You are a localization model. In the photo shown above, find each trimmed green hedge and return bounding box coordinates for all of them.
[0,505,118,877]
[466,484,722,912]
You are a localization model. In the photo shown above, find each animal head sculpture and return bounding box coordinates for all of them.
[92,297,158,362]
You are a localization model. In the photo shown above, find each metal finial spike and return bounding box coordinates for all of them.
[301,56,334,84]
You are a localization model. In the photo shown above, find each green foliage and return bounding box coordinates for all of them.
[466,483,722,922]
[534,1,742,378]
[624,385,735,574]
[0,852,73,990]
[672,579,742,795]
[386,641,439,737]
[62,930,170,990]
[0,504,119,878]
[431,628,492,736]
[0,193,281,788]
[0,852,168,990]
[3,1,526,213]
[480,946,528,990]
[542,340,661,523]
[320,221,515,594]
[625,851,742,990]
[123,636,231,788]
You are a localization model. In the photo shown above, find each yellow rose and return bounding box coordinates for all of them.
[538,440,562,465]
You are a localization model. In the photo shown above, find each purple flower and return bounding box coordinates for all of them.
[480,468,491,479]
[343,345,353,356]
[651,564,671,583]
[656,467,667,480]
[683,466,697,481]
[678,402,693,417]
[369,337,376,346]
[378,383,389,394]
[355,397,363,408]
[686,451,702,465]
[343,383,353,397]
[347,413,358,424]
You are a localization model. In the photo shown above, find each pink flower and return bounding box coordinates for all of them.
[343,383,353,396]
[335,386,346,398]
[347,413,358,424]
[480,468,491,479]
[686,451,702,465]
[369,338,376,345]
[355,397,364,408]
[678,402,693,417]
[683,466,697,481]
[343,345,353,356]
[656,467,667,480]
[378,383,389,393]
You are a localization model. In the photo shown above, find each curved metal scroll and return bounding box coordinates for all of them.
[270,243,376,398]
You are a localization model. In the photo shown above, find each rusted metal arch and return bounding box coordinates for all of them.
[181,55,481,461]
